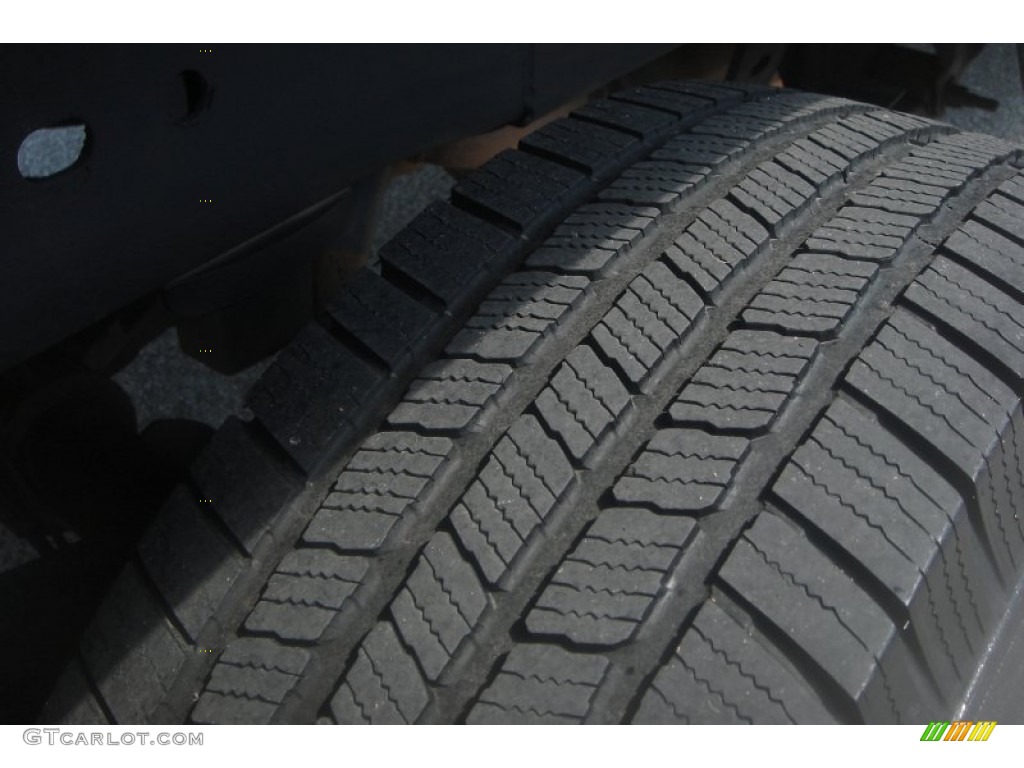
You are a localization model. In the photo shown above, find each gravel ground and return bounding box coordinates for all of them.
[112,163,455,430]
[946,43,1024,142]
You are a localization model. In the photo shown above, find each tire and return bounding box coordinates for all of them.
[42,80,1024,725]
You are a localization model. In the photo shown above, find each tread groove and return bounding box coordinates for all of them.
[838,384,1008,589]
[127,557,194,657]
[710,585,862,724]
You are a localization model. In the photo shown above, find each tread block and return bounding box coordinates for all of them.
[452,149,588,236]
[718,514,924,722]
[574,99,679,140]
[80,568,188,724]
[390,532,488,681]
[194,638,311,724]
[330,621,430,724]
[615,82,766,121]
[525,203,659,274]
[388,359,512,433]
[850,176,946,216]
[648,132,748,169]
[451,414,574,586]
[868,111,932,132]
[303,432,453,552]
[810,122,881,161]
[219,635,311,674]
[844,311,1024,580]
[694,113,787,142]
[247,322,382,472]
[943,215,1024,298]
[974,193,1024,246]
[661,199,768,297]
[885,156,978,189]
[189,417,299,555]
[467,644,609,724]
[742,253,878,337]
[805,207,918,262]
[840,113,909,143]
[590,259,705,387]
[535,344,632,463]
[446,272,589,362]
[379,201,517,310]
[612,84,718,118]
[613,428,749,513]
[881,133,1014,192]
[776,137,848,186]
[599,160,712,208]
[525,508,698,646]
[521,117,638,179]
[243,550,369,642]
[633,601,835,724]
[904,255,1024,380]
[324,269,437,369]
[771,397,992,700]
[730,159,817,228]
[669,330,818,432]
[920,132,1019,169]
[201,663,296,708]
[724,92,848,120]
[137,488,245,643]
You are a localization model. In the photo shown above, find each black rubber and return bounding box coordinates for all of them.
[41,81,1024,725]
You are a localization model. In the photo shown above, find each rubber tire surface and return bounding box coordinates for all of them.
[42,81,1024,725]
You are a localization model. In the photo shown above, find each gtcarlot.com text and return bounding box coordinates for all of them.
[23,729,203,746]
